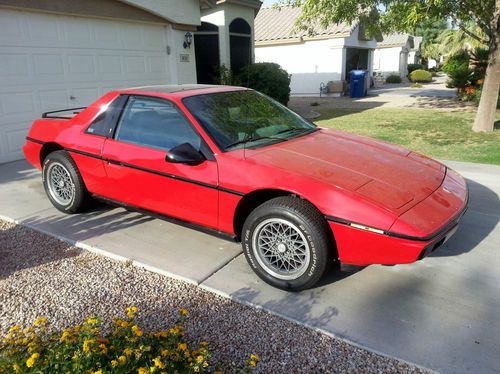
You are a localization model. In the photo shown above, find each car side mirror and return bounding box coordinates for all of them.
[166,143,205,166]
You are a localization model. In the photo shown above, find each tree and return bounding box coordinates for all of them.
[284,0,500,132]
[414,18,448,64]
[437,24,487,57]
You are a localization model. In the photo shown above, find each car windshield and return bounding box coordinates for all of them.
[182,90,317,151]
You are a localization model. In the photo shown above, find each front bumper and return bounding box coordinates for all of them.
[329,168,468,265]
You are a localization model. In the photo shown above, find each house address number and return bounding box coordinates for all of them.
[180,54,190,62]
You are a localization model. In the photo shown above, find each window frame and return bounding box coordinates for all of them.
[112,94,215,161]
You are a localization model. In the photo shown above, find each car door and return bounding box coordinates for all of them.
[101,95,219,230]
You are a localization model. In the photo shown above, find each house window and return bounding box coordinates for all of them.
[229,18,251,74]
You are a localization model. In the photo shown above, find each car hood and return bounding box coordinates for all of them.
[248,128,445,212]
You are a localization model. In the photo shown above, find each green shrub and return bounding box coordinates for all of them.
[442,51,470,75]
[407,64,425,74]
[238,63,291,105]
[0,308,260,373]
[409,69,433,83]
[447,65,473,89]
[470,47,489,84]
[385,74,402,84]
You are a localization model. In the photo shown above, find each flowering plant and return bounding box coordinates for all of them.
[0,308,259,373]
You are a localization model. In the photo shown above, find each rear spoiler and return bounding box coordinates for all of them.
[42,107,87,119]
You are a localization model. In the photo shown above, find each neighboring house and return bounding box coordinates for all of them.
[0,0,261,163]
[408,36,422,65]
[373,33,415,79]
[254,7,378,96]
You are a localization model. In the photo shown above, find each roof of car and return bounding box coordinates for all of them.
[118,84,247,98]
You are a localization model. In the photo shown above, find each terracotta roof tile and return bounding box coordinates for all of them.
[255,7,354,42]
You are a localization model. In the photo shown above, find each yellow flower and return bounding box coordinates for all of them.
[26,353,40,368]
[34,317,48,326]
[12,363,21,372]
[121,321,129,328]
[131,325,143,337]
[200,341,209,347]
[152,357,165,369]
[179,308,189,316]
[60,330,72,343]
[111,360,118,367]
[83,339,94,353]
[160,349,169,357]
[250,353,260,361]
[249,360,257,367]
[138,368,148,374]
[118,355,127,364]
[86,317,99,325]
[127,306,138,318]
[93,371,103,374]
[196,355,204,364]
[123,348,133,356]
[178,343,187,351]
[9,325,21,333]
[99,343,108,354]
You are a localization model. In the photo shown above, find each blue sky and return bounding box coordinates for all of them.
[261,0,280,8]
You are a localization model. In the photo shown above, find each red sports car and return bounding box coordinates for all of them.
[23,85,468,291]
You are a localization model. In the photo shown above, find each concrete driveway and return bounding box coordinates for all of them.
[1,159,499,373]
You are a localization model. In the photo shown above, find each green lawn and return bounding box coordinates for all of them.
[315,108,500,165]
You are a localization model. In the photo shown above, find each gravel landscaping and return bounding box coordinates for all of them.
[0,219,429,373]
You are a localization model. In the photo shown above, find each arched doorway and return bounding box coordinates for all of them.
[229,18,251,74]
[194,22,220,84]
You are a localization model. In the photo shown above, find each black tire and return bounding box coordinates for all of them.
[242,196,332,291]
[42,150,89,213]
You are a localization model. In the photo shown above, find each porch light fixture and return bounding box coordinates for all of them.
[183,32,193,49]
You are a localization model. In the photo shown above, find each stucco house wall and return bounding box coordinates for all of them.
[256,39,344,94]
[373,33,416,79]
[255,7,378,96]
[373,46,402,75]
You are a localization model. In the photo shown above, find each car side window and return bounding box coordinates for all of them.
[86,95,129,137]
[115,96,201,151]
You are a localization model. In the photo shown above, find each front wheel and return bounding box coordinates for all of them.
[242,196,332,291]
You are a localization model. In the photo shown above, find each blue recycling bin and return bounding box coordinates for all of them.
[349,70,367,98]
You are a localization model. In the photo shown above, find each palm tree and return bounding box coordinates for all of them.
[437,24,488,57]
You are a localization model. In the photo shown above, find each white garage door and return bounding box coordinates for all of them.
[0,8,171,163]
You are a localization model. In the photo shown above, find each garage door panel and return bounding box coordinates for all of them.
[33,54,65,76]
[0,11,24,41]
[0,53,30,79]
[124,56,146,74]
[0,8,171,164]
[0,92,35,116]
[28,14,60,42]
[69,88,100,107]
[68,55,96,74]
[96,55,122,74]
[63,18,92,43]
[38,89,70,112]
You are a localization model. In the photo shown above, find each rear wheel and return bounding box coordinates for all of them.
[242,196,332,291]
[42,151,88,213]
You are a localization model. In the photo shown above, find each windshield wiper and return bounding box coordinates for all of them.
[224,135,287,150]
[276,127,318,136]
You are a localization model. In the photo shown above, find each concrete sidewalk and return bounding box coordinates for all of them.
[1,159,499,373]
